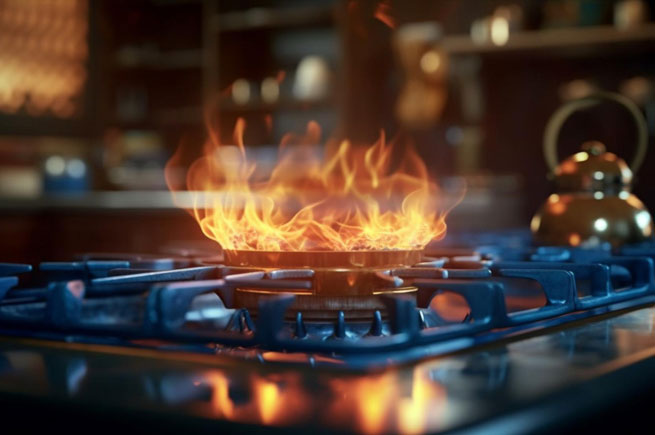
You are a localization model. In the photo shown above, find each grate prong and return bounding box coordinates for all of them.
[333,311,346,339]
[368,310,383,336]
[295,312,307,338]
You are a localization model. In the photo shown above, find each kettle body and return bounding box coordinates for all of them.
[531,92,653,248]
[532,191,652,247]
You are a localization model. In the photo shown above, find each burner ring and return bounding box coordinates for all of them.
[225,250,423,320]
[223,249,423,269]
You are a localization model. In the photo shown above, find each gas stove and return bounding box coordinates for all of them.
[2,229,655,433]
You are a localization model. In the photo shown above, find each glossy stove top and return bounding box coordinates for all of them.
[1,304,655,434]
[3,229,655,433]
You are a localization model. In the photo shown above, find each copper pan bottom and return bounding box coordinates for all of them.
[225,249,422,320]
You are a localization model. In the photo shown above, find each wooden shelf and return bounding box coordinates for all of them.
[218,97,335,113]
[149,0,201,5]
[115,48,203,70]
[112,106,203,129]
[153,106,203,124]
[443,24,655,56]
[214,5,334,33]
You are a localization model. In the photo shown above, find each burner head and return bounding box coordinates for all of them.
[225,250,423,320]
[224,249,423,269]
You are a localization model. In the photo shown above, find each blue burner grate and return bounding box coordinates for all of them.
[0,230,654,367]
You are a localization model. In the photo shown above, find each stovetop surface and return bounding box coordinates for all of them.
[3,229,655,433]
[1,305,654,433]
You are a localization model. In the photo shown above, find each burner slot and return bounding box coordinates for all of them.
[605,257,653,290]
[428,291,471,323]
[493,269,575,324]
[493,260,655,309]
[493,262,610,309]
[596,257,654,299]
[414,280,500,343]
[414,280,500,327]
[486,277,547,314]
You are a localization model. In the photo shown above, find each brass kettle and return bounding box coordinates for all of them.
[531,91,653,247]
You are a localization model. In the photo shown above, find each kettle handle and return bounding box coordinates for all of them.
[543,91,648,174]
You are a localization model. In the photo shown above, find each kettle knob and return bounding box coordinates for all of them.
[543,91,648,175]
[580,141,606,156]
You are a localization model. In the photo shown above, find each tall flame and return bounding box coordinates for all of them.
[166,118,450,252]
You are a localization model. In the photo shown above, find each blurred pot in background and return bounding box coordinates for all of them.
[393,22,448,130]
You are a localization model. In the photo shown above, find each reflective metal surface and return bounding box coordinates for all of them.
[2,304,655,433]
[532,192,653,247]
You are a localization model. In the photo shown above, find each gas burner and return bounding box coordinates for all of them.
[1,229,655,368]
[225,249,423,320]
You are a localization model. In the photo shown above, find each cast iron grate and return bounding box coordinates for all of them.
[0,229,654,367]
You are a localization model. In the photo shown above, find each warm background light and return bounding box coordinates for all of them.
[0,0,88,118]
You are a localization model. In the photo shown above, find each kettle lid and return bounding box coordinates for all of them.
[554,141,633,192]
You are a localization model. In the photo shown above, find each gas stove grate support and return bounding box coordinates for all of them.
[0,243,654,367]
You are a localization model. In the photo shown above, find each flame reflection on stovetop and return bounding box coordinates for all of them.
[3,309,655,434]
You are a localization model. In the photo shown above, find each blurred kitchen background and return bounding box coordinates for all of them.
[1,0,655,263]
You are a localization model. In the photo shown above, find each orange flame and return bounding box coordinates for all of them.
[374,0,396,29]
[166,118,450,252]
